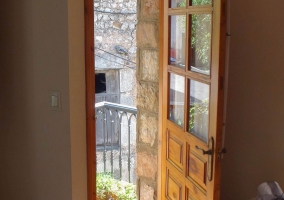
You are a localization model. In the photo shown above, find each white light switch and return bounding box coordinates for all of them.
[51,95,58,107]
[50,91,61,111]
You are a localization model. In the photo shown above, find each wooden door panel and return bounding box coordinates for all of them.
[165,107,212,200]
[186,181,207,200]
[167,129,184,171]
[166,168,183,200]
[187,151,207,189]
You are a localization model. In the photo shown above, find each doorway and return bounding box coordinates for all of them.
[85,0,227,199]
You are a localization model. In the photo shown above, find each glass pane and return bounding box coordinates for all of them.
[190,14,212,75]
[169,15,186,69]
[169,73,185,127]
[170,0,186,8]
[188,80,209,142]
[191,0,212,6]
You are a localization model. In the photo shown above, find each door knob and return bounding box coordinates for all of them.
[195,145,213,155]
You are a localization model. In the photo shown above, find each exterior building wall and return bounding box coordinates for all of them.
[136,0,160,199]
[94,0,137,106]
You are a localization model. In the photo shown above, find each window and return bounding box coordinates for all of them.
[95,73,106,93]
[95,70,120,103]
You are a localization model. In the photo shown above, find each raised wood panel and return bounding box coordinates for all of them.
[186,181,207,200]
[187,150,207,189]
[166,169,182,200]
[167,130,184,170]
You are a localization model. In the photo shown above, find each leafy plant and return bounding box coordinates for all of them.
[96,173,137,200]
[178,0,212,8]
[191,13,211,69]
[189,99,208,135]
[177,0,212,70]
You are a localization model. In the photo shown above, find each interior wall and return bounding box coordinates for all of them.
[68,0,87,199]
[221,1,284,199]
[0,0,86,199]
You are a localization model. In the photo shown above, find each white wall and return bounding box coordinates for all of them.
[0,0,87,199]
[221,1,284,199]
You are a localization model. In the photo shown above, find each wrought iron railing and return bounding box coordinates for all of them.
[95,101,137,183]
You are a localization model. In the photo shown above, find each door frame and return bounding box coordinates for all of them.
[85,0,96,199]
[84,0,227,199]
[158,0,165,199]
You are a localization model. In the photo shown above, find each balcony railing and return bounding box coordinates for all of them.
[95,101,137,183]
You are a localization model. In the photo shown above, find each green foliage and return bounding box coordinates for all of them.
[178,0,212,7]
[192,0,212,5]
[177,0,186,7]
[177,0,212,70]
[96,173,137,200]
[191,14,211,69]
[189,99,208,132]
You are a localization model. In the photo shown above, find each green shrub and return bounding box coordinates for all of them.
[96,173,137,200]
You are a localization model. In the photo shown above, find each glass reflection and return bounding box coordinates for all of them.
[169,73,185,127]
[188,80,209,143]
[191,0,212,6]
[170,0,186,8]
[169,15,186,69]
[190,14,212,75]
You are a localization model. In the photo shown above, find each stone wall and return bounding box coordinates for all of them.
[136,0,160,199]
[94,0,137,106]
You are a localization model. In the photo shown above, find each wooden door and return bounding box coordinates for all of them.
[160,0,227,199]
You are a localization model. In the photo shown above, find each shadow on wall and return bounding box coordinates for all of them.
[221,1,284,199]
[0,1,37,199]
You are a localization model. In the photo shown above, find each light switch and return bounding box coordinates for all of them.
[50,91,61,111]
[51,95,58,107]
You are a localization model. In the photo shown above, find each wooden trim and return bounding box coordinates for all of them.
[206,0,227,199]
[167,65,186,76]
[158,0,165,199]
[168,6,213,15]
[212,0,227,199]
[84,0,96,199]
[167,65,211,84]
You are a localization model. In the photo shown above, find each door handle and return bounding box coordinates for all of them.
[195,137,214,181]
[195,145,213,155]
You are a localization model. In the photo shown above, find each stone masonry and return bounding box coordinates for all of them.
[136,0,160,199]
[94,0,137,106]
